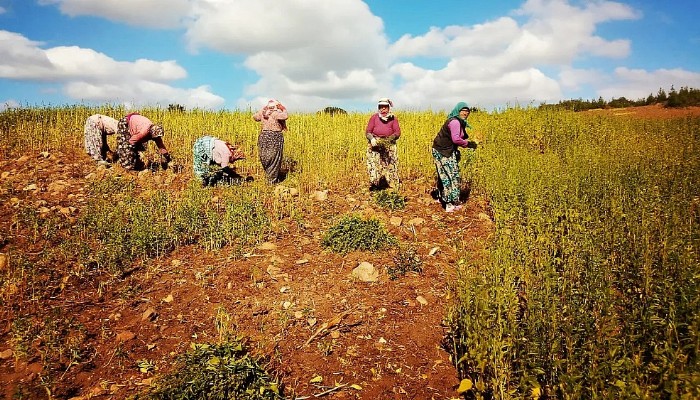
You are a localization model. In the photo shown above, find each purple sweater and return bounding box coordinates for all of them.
[448,119,469,147]
[365,113,401,138]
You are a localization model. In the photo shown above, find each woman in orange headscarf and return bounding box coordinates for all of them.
[115,112,171,170]
[192,135,246,186]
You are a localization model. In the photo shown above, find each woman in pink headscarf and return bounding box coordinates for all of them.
[253,99,288,183]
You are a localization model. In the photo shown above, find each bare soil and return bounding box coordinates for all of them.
[2,104,696,400]
[0,148,493,400]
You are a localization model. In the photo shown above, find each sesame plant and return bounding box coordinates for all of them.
[373,189,407,210]
[136,340,283,400]
[321,214,398,254]
[2,103,698,399]
[445,107,700,398]
[387,244,422,280]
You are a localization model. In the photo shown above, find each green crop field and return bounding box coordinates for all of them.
[1,105,698,399]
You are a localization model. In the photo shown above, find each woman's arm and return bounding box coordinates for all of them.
[448,119,469,147]
[153,137,169,154]
[270,109,288,120]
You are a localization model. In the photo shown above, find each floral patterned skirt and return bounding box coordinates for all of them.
[116,117,145,170]
[366,143,399,189]
[84,116,108,161]
[258,130,284,183]
[432,148,461,204]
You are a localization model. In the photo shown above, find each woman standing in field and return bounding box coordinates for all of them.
[431,102,473,212]
[192,135,246,186]
[253,99,288,183]
[84,114,119,166]
[365,98,401,191]
[116,112,171,171]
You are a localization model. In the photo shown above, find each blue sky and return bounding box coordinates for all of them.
[0,0,699,112]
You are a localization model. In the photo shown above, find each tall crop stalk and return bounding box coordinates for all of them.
[447,108,700,398]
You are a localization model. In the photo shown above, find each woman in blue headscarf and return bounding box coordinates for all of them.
[431,102,473,212]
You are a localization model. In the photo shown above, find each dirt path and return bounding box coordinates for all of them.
[0,149,493,400]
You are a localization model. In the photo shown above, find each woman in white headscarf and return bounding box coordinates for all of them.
[253,99,288,183]
[364,98,401,190]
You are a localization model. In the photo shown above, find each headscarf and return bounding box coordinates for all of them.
[226,142,246,161]
[262,98,288,131]
[448,101,472,128]
[149,124,164,138]
[377,98,395,122]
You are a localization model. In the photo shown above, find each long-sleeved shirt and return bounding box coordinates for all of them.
[432,117,469,157]
[447,119,468,147]
[253,108,288,132]
[127,114,154,145]
[212,139,232,168]
[127,114,168,153]
[88,114,119,135]
[365,113,401,138]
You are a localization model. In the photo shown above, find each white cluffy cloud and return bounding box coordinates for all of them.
[18,0,700,111]
[0,29,224,108]
[387,0,642,110]
[39,0,391,110]
[184,0,390,110]
[38,0,193,29]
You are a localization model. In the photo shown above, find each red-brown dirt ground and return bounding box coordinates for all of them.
[1,105,698,400]
[0,150,492,400]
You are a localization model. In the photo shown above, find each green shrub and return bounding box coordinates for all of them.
[321,214,397,254]
[373,190,406,210]
[137,340,282,400]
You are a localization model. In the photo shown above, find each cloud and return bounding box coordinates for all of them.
[383,0,644,110]
[0,31,55,77]
[9,0,699,111]
[0,6,6,14]
[558,68,608,91]
[391,62,562,110]
[514,0,639,60]
[183,0,390,111]
[64,81,222,109]
[391,18,521,59]
[597,67,700,100]
[0,29,223,108]
[36,0,390,111]
[38,0,192,29]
